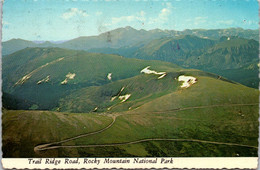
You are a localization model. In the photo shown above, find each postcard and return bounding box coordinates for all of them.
[1,0,259,169]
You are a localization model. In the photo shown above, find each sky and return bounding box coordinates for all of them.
[2,0,259,41]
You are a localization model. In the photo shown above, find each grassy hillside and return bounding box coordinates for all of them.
[72,105,258,157]
[2,109,112,157]
[3,76,258,157]
[210,63,259,88]
[58,69,244,113]
[58,72,180,113]
[2,47,181,110]
[3,72,258,157]
[134,76,258,113]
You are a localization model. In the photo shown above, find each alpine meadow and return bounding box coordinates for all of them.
[2,0,259,158]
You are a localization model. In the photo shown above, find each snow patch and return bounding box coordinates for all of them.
[119,94,131,103]
[107,73,112,80]
[57,57,64,61]
[178,75,197,88]
[111,96,117,101]
[110,86,126,101]
[61,79,68,85]
[61,72,76,85]
[93,107,98,112]
[15,57,65,86]
[120,87,125,92]
[140,66,166,79]
[158,74,166,79]
[16,75,32,85]
[66,72,76,79]
[37,75,50,85]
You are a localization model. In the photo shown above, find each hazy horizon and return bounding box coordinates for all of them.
[3,26,258,42]
[3,0,258,41]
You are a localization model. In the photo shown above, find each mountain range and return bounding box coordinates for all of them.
[2,26,258,56]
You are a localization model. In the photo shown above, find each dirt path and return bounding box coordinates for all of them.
[34,103,258,152]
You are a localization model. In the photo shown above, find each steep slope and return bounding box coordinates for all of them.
[184,37,259,70]
[130,36,258,88]
[132,35,216,63]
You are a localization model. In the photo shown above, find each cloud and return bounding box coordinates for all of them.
[62,8,89,20]
[217,20,234,25]
[108,10,146,25]
[242,20,258,25]
[136,10,146,22]
[95,11,103,16]
[3,21,11,25]
[3,20,11,29]
[194,16,208,25]
[149,3,173,24]
[112,16,135,24]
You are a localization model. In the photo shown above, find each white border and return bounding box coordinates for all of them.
[1,158,258,169]
[1,0,259,169]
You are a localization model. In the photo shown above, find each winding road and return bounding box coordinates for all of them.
[36,138,258,151]
[34,115,116,152]
[34,103,258,152]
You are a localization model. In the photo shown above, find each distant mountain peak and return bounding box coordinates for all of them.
[150,28,164,33]
[124,26,135,30]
